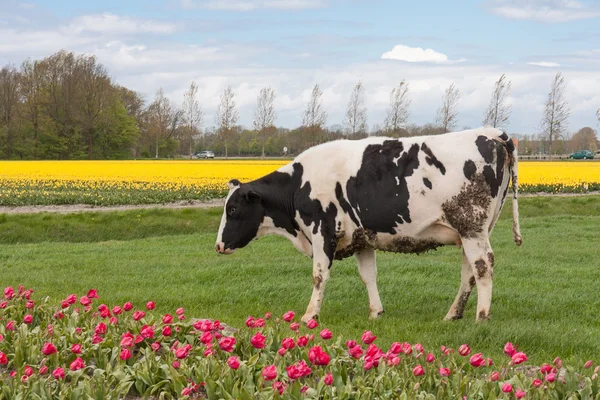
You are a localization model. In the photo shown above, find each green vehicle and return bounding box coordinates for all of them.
[569,150,595,159]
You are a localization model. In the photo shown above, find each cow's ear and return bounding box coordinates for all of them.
[245,190,261,204]
[228,179,241,190]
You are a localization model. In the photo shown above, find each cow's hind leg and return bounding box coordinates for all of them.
[301,235,333,323]
[355,248,384,319]
[444,249,475,321]
[461,236,495,321]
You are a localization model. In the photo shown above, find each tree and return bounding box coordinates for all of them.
[344,80,367,138]
[76,55,112,159]
[436,83,460,133]
[215,85,239,159]
[147,87,181,159]
[540,72,570,155]
[596,107,599,126]
[302,84,327,146]
[570,127,598,153]
[182,81,203,159]
[0,65,20,159]
[19,59,45,157]
[384,80,410,136]
[253,86,276,158]
[483,74,512,129]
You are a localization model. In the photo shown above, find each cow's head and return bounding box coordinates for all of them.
[215,179,264,254]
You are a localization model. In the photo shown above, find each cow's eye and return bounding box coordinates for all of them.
[228,207,236,216]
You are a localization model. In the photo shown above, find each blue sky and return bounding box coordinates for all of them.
[2,0,600,134]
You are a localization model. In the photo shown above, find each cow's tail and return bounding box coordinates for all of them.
[509,137,523,246]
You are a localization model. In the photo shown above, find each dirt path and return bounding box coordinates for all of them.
[0,192,598,214]
[0,199,226,215]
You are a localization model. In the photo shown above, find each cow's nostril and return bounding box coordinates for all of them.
[216,242,224,253]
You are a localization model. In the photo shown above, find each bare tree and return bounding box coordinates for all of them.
[436,83,460,133]
[596,107,599,126]
[483,74,512,129]
[344,80,367,138]
[0,65,20,159]
[148,87,182,159]
[182,81,203,159]
[302,84,327,146]
[539,72,570,155]
[253,86,276,158]
[384,80,410,136]
[215,85,239,159]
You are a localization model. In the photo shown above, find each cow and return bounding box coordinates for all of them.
[215,127,523,323]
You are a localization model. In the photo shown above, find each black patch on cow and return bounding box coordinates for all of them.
[499,132,509,141]
[463,160,476,181]
[483,165,499,198]
[346,141,420,234]
[421,143,446,175]
[294,176,338,265]
[423,177,432,190]
[335,182,360,227]
[221,188,267,251]
[475,136,495,164]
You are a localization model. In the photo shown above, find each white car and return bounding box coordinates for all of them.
[195,151,215,159]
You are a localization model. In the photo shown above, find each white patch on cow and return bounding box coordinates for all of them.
[395,176,400,185]
[258,216,313,257]
[216,185,240,245]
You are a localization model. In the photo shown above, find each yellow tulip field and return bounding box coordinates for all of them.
[0,160,599,206]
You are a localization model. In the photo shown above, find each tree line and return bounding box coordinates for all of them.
[1,50,599,160]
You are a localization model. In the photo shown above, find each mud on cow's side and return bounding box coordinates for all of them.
[216,127,522,323]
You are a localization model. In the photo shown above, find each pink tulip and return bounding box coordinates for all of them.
[504,342,517,357]
[361,331,376,344]
[426,353,435,363]
[307,319,319,329]
[439,368,451,377]
[283,311,295,322]
[324,372,333,385]
[584,360,593,369]
[490,371,500,381]
[42,342,57,356]
[502,383,513,393]
[545,373,556,383]
[320,329,333,340]
[458,344,471,356]
[470,353,486,367]
[52,367,65,380]
[516,389,526,399]
[532,379,542,387]
[512,352,528,365]
[262,365,277,381]
[227,356,240,369]
[413,365,425,376]
[146,301,155,310]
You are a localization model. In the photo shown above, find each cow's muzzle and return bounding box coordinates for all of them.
[215,242,234,255]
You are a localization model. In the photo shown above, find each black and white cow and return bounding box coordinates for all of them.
[215,127,523,322]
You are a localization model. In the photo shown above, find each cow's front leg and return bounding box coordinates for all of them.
[301,236,333,323]
[355,248,384,319]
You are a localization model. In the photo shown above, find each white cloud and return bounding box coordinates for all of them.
[528,61,561,67]
[489,0,600,22]
[182,0,327,10]
[64,13,179,35]
[381,44,464,64]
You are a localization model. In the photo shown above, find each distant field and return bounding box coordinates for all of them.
[1,160,599,206]
[1,196,600,364]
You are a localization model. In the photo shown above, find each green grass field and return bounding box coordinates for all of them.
[1,196,599,364]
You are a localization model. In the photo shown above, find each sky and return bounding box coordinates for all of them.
[1,0,600,134]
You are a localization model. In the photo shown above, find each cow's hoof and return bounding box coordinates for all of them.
[301,313,318,323]
[443,313,463,321]
[369,309,384,320]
